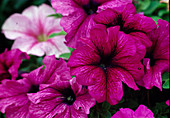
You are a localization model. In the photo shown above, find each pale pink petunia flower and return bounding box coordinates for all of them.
[51,0,132,48]
[0,55,71,118]
[2,4,70,57]
[111,105,154,118]
[0,49,29,82]
[136,19,169,91]
[29,77,96,118]
[68,24,145,105]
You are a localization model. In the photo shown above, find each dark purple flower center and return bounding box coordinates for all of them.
[98,55,113,71]
[83,0,100,15]
[16,71,29,80]
[28,85,39,93]
[62,88,76,105]
[106,15,141,34]
[144,52,155,66]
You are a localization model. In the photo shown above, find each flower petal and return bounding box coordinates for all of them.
[97,0,132,13]
[123,14,157,33]
[2,14,36,39]
[73,93,96,114]
[130,32,152,48]
[68,46,101,67]
[134,105,154,118]
[5,101,31,118]
[48,36,70,58]
[94,9,120,25]
[106,68,123,105]
[111,108,134,118]
[51,0,82,16]
[29,98,66,118]
[11,37,38,53]
[43,56,71,81]
[70,66,103,86]
[122,3,136,21]
[88,68,106,103]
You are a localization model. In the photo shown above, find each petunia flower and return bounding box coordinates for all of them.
[0,49,29,82]
[136,19,169,91]
[166,100,169,106]
[51,0,132,48]
[29,77,96,118]
[111,104,154,118]
[94,3,157,48]
[68,25,145,105]
[2,4,70,58]
[0,55,71,118]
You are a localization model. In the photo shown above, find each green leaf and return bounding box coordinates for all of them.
[100,111,112,118]
[88,108,100,118]
[158,10,169,17]
[0,0,10,10]
[48,31,67,38]
[59,53,71,59]
[0,112,6,118]
[144,1,160,15]
[14,0,29,9]
[162,72,169,81]
[68,47,75,53]
[150,16,162,23]
[19,55,43,72]
[163,79,169,89]
[32,0,46,5]
[48,13,63,18]
[152,102,169,118]
[162,14,169,22]
[102,101,111,111]
[139,0,151,10]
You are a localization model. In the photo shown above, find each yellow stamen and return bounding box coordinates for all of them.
[37,34,47,42]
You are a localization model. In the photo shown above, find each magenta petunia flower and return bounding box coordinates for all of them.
[2,4,70,57]
[166,100,169,106]
[29,77,96,118]
[111,105,154,118]
[136,19,169,91]
[94,3,157,48]
[68,25,145,105]
[51,0,132,48]
[0,49,29,82]
[0,55,71,118]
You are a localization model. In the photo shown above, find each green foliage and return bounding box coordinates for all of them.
[59,47,75,59]
[134,0,169,22]
[59,53,71,59]
[19,55,44,72]
[47,29,75,59]
[48,13,63,18]
[0,113,6,118]
[48,31,67,38]
[162,72,169,89]
[152,102,169,118]
[88,102,112,118]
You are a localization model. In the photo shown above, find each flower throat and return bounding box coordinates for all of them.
[62,88,76,105]
[83,0,100,15]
